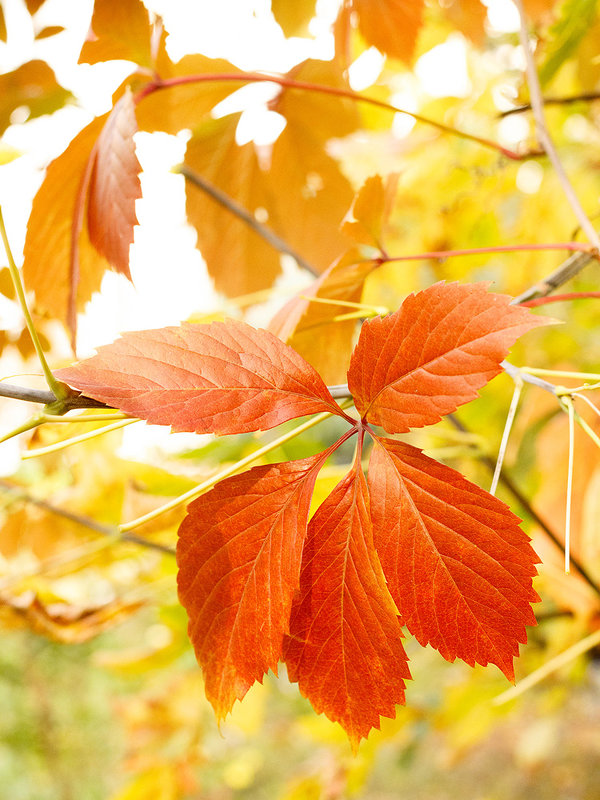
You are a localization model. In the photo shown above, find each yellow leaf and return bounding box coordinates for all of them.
[184,114,280,296]
[353,0,425,63]
[79,0,153,68]
[0,60,72,135]
[136,52,243,135]
[440,0,488,44]
[342,173,399,250]
[0,591,144,643]
[271,0,317,37]
[269,249,378,382]
[23,116,110,329]
[111,766,178,800]
[0,6,6,42]
[24,0,45,13]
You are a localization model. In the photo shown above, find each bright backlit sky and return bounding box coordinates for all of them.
[0,0,522,469]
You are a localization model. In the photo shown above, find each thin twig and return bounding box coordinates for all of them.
[499,91,600,117]
[514,0,600,252]
[136,72,540,161]
[490,379,522,495]
[176,165,320,277]
[493,628,600,705]
[512,249,599,304]
[0,479,175,556]
[0,382,108,410]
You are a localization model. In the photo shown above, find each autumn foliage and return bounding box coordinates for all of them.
[2,0,600,786]
[57,281,549,746]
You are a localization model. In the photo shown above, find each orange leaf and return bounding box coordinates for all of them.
[352,0,425,63]
[0,6,6,42]
[368,438,540,680]
[348,282,552,433]
[284,460,410,750]
[56,319,345,434]
[271,0,317,37]
[25,0,45,13]
[34,25,66,40]
[184,62,357,297]
[23,116,110,328]
[184,114,279,297]
[79,0,153,67]
[0,60,72,135]
[439,0,488,45]
[177,453,327,717]
[136,53,243,135]
[341,173,399,250]
[268,249,378,383]
[87,89,141,278]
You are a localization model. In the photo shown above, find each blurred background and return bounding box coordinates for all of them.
[1,0,600,797]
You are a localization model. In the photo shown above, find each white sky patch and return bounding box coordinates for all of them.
[516,160,544,194]
[390,79,419,139]
[415,34,472,98]
[348,47,385,91]
[497,113,530,147]
[485,0,521,33]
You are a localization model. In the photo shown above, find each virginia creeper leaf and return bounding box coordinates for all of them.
[0,60,72,136]
[368,437,540,680]
[348,282,552,434]
[79,0,154,68]
[352,0,425,63]
[87,89,141,278]
[23,116,110,327]
[284,461,410,751]
[268,249,378,384]
[271,0,317,36]
[56,319,345,434]
[177,452,328,717]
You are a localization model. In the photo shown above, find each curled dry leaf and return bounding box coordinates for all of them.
[57,282,550,747]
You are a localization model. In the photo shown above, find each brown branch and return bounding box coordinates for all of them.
[0,479,175,556]
[499,92,600,117]
[176,165,320,277]
[512,248,599,304]
[0,382,109,410]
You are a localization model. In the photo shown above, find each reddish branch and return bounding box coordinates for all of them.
[134,71,541,161]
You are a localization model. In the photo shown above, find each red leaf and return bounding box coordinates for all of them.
[284,459,410,750]
[348,282,551,434]
[368,437,540,680]
[87,89,141,278]
[56,320,345,434]
[177,453,327,718]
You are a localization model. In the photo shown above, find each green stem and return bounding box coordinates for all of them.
[119,401,354,533]
[0,207,70,400]
[0,414,45,445]
[22,418,138,459]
